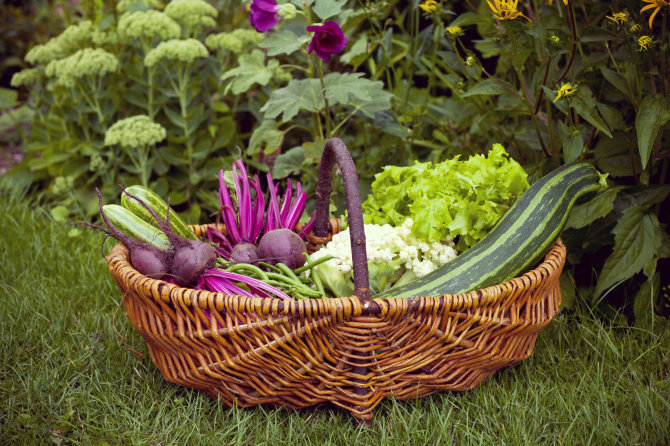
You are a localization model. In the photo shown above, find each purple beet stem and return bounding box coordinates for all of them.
[313,138,370,301]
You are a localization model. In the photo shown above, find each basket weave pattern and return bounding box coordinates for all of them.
[107,228,564,421]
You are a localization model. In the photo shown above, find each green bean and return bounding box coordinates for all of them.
[293,254,335,275]
[311,266,326,298]
[258,261,282,273]
[225,263,269,281]
[275,263,302,283]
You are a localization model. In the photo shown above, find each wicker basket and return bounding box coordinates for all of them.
[106,139,564,422]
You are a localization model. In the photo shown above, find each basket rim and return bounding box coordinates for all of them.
[106,223,566,317]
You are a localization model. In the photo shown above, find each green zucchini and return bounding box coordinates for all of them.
[103,204,172,251]
[375,163,602,298]
[120,185,197,241]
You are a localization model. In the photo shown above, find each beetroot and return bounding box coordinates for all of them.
[82,188,173,279]
[130,245,171,278]
[171,239,217,286]
[119,186,216,286]
[231,242,259,265]
[257,228,307,269]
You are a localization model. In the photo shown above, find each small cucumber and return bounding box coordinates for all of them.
[120,185,197,240]
[103,204,172,251]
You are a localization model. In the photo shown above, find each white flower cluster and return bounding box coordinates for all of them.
[311,218,458,278]
[104,115,167,148]
[164,0,218,28]
[26,21,93,65]
[45,48,119,88]
[206,30,264,53]
[118,10,181,43]
[144,38,209,66]
[11,68,43,88]
[92,28,119,46]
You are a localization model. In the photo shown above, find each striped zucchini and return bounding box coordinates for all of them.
[103,204,172,251]
[374,163,602,298]
[120,185,197,241]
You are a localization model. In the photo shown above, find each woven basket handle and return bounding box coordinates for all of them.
[313,138,370,302]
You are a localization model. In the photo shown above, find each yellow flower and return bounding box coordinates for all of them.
[629,23,642,33]
[640,0,669,29]
[553,83,576,102]
[606,12,629,25]
[419,0,439,14]
[487,0,529,21]
[446,26,463,36]
[548,0,569,5]
[638,35,653,50]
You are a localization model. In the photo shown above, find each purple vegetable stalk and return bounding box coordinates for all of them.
[218,160,266,247]
[198,268,292,300]
[265,173,314,238]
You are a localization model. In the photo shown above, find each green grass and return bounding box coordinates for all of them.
[1,193,669,445]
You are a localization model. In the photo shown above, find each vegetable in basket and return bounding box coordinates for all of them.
[211,160,313,270]
[362,144,530,251]
[86,185,292,300]
[375,162,606,299]
[310,218,458,296]
[85,186,217,286]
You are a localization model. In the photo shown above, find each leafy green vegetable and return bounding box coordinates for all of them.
[362,144,529,251]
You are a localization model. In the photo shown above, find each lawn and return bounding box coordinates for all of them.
[1,192,669,445]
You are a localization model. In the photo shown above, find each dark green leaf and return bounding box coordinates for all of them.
[600,67,631,101]
[594,132,639,177]
[618,185,670,209]
[248,120,283,156]
[259,30,302,56]
[28,153,71,170]
[461,79,510,98]
[261,78,324,122]
[594,206,664,298]
[323,72,373,104]
[163,106,185,128]
[159,145,189,166]
[210,118,236,151]
[0,87,18,110]
[0,105,34,132]
[570,88,613,138]
[636,94,670,169]
[221,49,279,95]
[566,187,620,229]
[341,35,369,68]
[579,26,618,42]
[450,12,484,27]
[558,121,584,163]
[272,146,307,179]
[597,103,627,131]
[192,139,211,161]
[313,0,346,20]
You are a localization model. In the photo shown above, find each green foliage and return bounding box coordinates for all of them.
[5,0,670,320]
[6,0,254,219]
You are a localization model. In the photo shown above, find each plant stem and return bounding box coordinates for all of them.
[316,58,332,137]
[176,63,195,174]
[556,0,577,83]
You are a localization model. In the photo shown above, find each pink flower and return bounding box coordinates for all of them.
[249,0,280,33]
[306,21,347,61]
